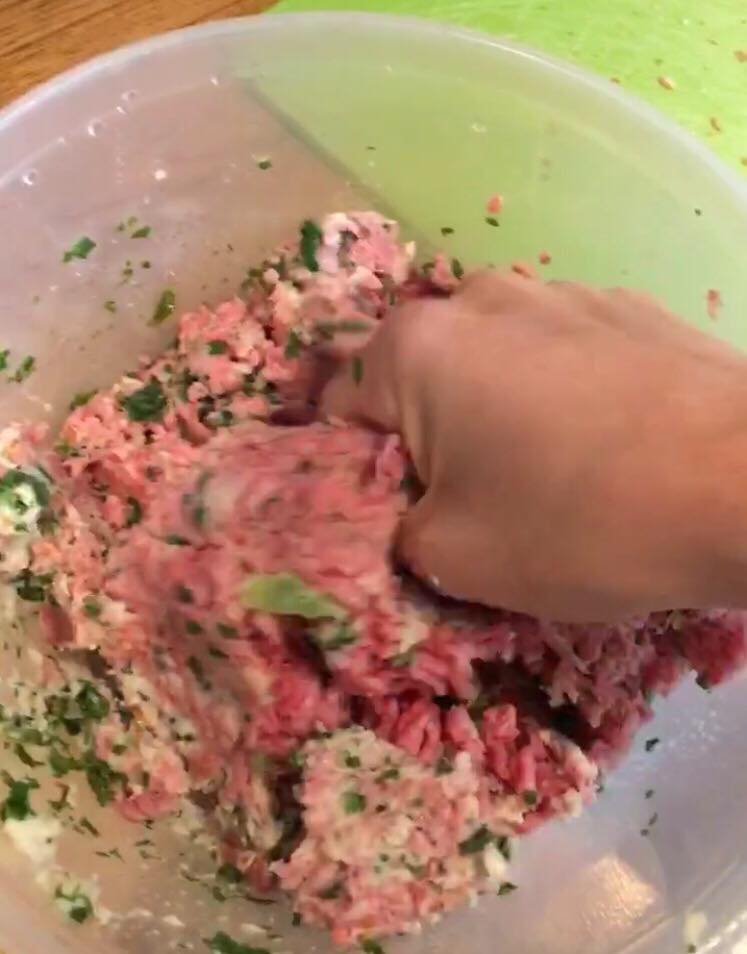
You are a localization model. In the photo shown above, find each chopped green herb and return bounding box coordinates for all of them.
[150,288,176,326]
[208,646,227,659]
[62,236,96,263]
[76,681,109,720]
[206,931,270,954]
[435,756,453,776]
[207,339,229,355]
[185,619,203,636]
[48,784,70,813]
[241,572,345,620]
[687,945,697,954]
[319,621,357,651]
[166,534,189,546]
[187,656,211,690]
[176,585,194,604]
[498,882,518,896]
[288,749,305,771]
[121,262,134,282]
[342,791,366,814]
[485,216,500,227]
[216,862,243,884]
[79,816,100,837]
[361,939,385,954]
[49,749,78,777]
[82,596,102,619]
[125,496,143,527]
[217,622,238,638]
[451,258,465,279]
[54,439,79,458]
[95,847,124,861]
[495,835,512,860]
[1,775,39,820]
[299,219,323,272]
[104,299,117,313]
[55,885,93,924]
[376,767,400,783]
[0,466,50,509]
[257,158,273,170]
[522,789,538,807]
[0,349,9,371]
[131,225,151,239]
[12,355,36,383]
[84,754,124,806]
[390,648,414,668]
[13,570,53,603]
[645,737,660,752]
[120,377,167,422]
[695,674,711,691]
[291,912,302,926]
[344,753,361,769]
[141,260,151,269]
[284,330,303,359]
[351,355,363,385]
[69,389,97,411]
[458,825,493,855]
[645,788,655,799]
[14,743,42,768]
[440,226,454,236]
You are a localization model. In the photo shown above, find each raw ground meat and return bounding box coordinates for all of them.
[1,211,745,945]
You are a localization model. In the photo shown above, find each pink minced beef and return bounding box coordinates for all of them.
[19,211,747,943]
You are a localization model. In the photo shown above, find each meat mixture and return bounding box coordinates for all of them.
[1,211,745,945]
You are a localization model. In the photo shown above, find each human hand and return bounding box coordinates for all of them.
[321,270,747,622]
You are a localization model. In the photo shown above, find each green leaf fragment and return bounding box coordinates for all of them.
[342,791,366,814]
[12,356,36,383]
[299,219,323,272]
[55,885,93,924]
[120,377,167,422]
[498,882,517,896]
[240,572,346,621]
[351,355,363,385]
[284,330,303,359]
[125,496,143,527]
[62,236,96,263]
[150,288,176,325]
[131,226,151,238]
[206,931,270,954]
[69,389,97,411]
[1,775,39,820]
[361,940,385,954]
[458,825,494,855]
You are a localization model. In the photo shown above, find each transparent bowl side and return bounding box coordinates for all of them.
[0,13,746,954]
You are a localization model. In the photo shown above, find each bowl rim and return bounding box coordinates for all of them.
[1,10,746,205]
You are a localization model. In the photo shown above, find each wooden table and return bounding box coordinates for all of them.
[0,0,275,106]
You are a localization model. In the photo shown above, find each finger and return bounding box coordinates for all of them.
[318,323,400,432]
[396,493,514,608]
[457,269,538,313]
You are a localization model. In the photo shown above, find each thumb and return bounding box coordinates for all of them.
[319,324,400,432]
[397,493,505,606]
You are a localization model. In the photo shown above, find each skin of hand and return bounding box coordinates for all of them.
[321,270,747,622]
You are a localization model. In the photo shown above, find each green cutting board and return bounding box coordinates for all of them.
[274,0,746,174]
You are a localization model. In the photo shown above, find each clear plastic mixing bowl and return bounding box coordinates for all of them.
[0,12,746,954]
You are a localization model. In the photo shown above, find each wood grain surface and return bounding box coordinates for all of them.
[0,0,276,106]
